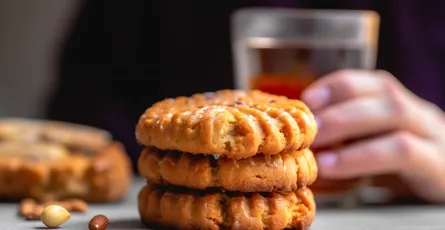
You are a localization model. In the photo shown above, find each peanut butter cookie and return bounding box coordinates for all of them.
[136,90,317,159]
[138,184,316,230]
[0,118,132,202]
[138,148,317,192]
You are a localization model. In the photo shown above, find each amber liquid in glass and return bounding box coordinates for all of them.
[251,73,313,99]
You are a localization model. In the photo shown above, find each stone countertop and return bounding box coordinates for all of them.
[1,178,445,230]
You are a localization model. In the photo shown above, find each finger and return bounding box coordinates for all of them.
[301,69,393,110]
[311,88,433,147]
[315,131,436,179]
[313,95,401,147]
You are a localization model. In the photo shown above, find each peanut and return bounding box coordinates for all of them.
[40,205,71,228]
[88,214,109,230]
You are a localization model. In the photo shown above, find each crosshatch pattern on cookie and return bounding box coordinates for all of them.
[136,90,317,159]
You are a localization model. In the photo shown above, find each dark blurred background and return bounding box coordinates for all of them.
[1,0,443,172]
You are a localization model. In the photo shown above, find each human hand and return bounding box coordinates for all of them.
[301,69,445,203]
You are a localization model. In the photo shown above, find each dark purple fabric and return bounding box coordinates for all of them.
[389,0,445,109]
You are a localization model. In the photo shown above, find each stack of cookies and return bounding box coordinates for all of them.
[136,90,319,230]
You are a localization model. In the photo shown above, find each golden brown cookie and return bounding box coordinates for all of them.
[138,184,316,230]
[0,119,132,202]
[0,118,112,154]
[136,90,317,159]
[138,148,317,192]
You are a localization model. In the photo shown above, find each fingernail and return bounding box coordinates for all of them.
[316,152,338,167]
[301,87,330,110]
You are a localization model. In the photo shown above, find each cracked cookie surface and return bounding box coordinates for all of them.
[138,148,317,192]
[138,184,316,230]
[0,118,111,153]
[136,90,317,159]
[0,118,132,202]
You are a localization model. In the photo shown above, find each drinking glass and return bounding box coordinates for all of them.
[231,7,380,207]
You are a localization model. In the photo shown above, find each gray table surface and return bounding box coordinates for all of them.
[1,178,445,230]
